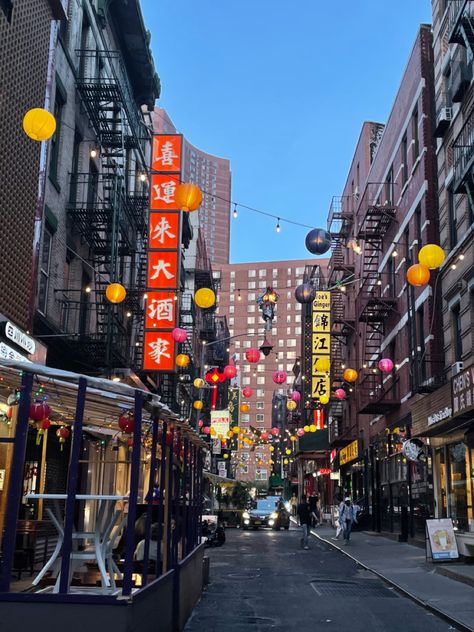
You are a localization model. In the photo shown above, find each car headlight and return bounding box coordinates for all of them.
[242,511,250,519]
[270,512,278,519]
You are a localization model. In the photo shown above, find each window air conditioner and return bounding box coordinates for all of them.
[452,361,464,375]
[437,107,452,125]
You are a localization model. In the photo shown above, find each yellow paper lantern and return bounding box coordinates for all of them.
[23,108,56,141]
[193,378,205,388]
[269,459,274,465]
[287,400,297,411]
[176,353,190,368]
[269,446,275,452]
[240,403,250,413]
[105,282,127,304]
[303,425,310,432]
[315,357,330,373]
[285,448,291,455]
[407,263,430,287]
[320,394,330,405]
[227,431,234,438]
[223,453,229,459]
[210,427,217,436]
[309,424,317,432]
[175,183,203,212]
[193,400,203,410]
[290,435,297,442]
[343,368,359,383]
[418,244,445,270]
[194,287,216,309]
[283,458,289,465]
[232,426,240,434]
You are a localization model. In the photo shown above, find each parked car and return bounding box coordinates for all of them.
[242,497,290,530]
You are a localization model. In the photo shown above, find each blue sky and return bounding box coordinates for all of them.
[141,1,432,263]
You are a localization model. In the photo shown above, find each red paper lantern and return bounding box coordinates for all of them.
[29,401,51,421]
[118,414,134,434]
[56,426,70,451]
[272,370,287,385]
[203,426,211,435]
[224,362,238,379]
[271,427,280,436]
[166,430,174,446]
[245,348,261,363]
[41,419,51,430]
[6,407,13,419]
[334,388,346,400]
[242,386,254,398]
[171,327,188,343]
[260,431,269,440]
[297,428,305,437]
[290,391,301,402]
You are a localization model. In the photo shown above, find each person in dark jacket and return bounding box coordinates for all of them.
[297,495,311,550]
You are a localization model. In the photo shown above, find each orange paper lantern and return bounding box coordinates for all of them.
[406,263,430,287]
[175,183,202,212]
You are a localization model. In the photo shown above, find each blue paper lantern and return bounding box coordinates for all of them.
[305,228,332,255]
[294,283,316,304]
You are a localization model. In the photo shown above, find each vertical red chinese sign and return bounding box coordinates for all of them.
[143,135,183,372]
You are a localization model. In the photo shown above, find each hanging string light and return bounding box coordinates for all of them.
[233,204,238,219]
[276,218,281,233]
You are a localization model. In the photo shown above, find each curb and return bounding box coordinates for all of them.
[311,528,474,632]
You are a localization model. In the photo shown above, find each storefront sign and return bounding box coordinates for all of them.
[212,438,222,455]
[211,410,230,437]
[339,439,359,466]
[143,134,183,372]
[452,364,474,417]
[311,291,331,401]
[329,449,337,463]
[427,406,452,427]
[217,461,227,477]
[0,321,36,354]
[426,518,459,561]
[330,471,340,481]
[319,467,331,475]
[0,342,32,363]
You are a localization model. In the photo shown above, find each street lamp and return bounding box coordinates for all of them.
[259,336,273,357]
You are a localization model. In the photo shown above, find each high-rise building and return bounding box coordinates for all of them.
[152,107,231,264]
[217,258,328,482]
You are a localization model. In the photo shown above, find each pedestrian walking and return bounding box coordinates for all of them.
[297,494,311,550]
[290,493,298,517]
[339,497,357,545]
[309,493,321,527]
[332,498,345,540]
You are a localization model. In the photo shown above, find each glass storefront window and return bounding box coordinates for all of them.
[435,441,473,532]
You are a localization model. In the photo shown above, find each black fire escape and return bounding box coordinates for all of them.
[356,185,399,415]
[60,48,149,373]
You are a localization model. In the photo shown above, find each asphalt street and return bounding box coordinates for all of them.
[185,525,459,632]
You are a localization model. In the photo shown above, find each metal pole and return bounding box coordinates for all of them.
[122,389,143,597]
[0,372,33,592]
[58,377,87,593]
[156,420,167,576]
[142,416,159,586]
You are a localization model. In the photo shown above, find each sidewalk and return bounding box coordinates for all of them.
[312,525,474,632]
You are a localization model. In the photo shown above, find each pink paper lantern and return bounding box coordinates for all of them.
[297,428,305,437]
[198,420,204,428]
[224,361,238,380]
[242,386,254,398]
[29,401,51,421]
[334,388,346,400]
[290,391,301,402]
[272,370,287,385]
[171,327,188,343]
[271,427,280,436]
[378,358,394,373]
[260,431,269,440]
[245,348,261,363]
[203,426,211,435]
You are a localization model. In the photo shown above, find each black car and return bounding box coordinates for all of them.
[242,497,290,530]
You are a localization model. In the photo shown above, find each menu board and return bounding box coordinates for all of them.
[426,518,459,561]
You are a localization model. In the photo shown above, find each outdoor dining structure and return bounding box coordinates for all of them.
[0,358,207,632]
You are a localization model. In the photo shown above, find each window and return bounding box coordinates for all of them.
[247,304,255,313]
[259,280,267,289]
[402,135,408,185]
[447,187,457,248]
[240,465,249,474]
[287,363,294,372]
[247,328,255,335]
[255,469,268,481]
[385,167,394,205]
[229,317,234,325]
[278,340,284,347]
[256,402,264,409]
[287,315,292,323]
[248,293,256,301]
[287,291,291,299]
[295,326,302,335]
[257,377,265,385]
[49,87,66,186]
[1,0,13,22]
[38,225,53,314]
[296,267,305,275]
[247,316,255,324]
[256,414,265,423]
[235,342,240,350]
[241,414,250,423]
[287,339,297,347]
[234,352,240,360]
[243,340,251,348]
[287,351,297,359]
[286,327,291,334]
[229,305,234,314]
[230,294,234,302]
[452,303,463,362]
[248,270,256,277]
[242,377,251,385]
[230,271,235,279]
[259,269,267,278]
[417,305,426,382]
[230,282,235,291]
[241,452,250,461]
[257,364,264,372]
[295,304,302,311]
[412,107,419,161]
[257,389,264,397]
[248,281,256,289]
[244,364,250,373]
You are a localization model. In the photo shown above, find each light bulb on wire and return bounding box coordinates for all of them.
[276,218,281,233]
[233,204,238,219]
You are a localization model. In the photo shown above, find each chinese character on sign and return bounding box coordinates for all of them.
[313,313,330,332]
[155,141,178,167]
[151,216,176,244]
[312,333,330,352]
[152,135,182,172]
[148,298,174,323]
[151,259,175,282]
[152,179,176,206]
[148,338,171,364]
[311,376,330,397]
